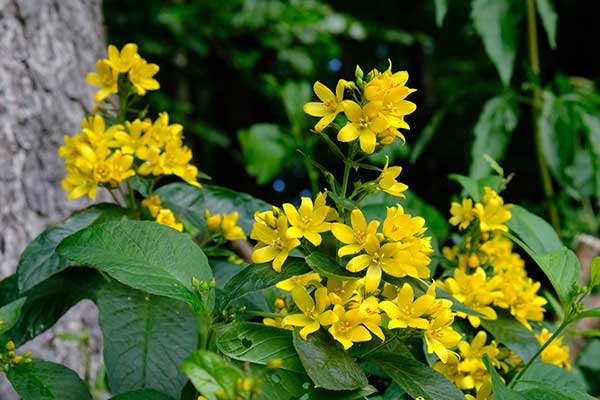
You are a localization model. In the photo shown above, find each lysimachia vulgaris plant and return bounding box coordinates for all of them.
[1,44,599,400]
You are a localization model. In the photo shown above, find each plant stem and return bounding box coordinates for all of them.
[126,179,136,209]
[527,0,561,233]
[341,142,356,198]
[508,316,570,388]
[244,311,287,319]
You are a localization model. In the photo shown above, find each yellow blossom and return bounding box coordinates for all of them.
[331,208,380,257]
[107,43,139,72]
[282,197,331,246]
[326,278,362,305]
[129,57,160,96]
[474,187,512,232]
[338,100,388,154]
[303,80,347,132]
[328,304,372,350]
[380,283,434,330]
[282,287,338,340]
[221,212,246,241]
[156,209,183,232]
[376,156,408,197]
[250,215,300,272]
[535,328,571,370]
[205,209,222,230]
[276,272,322,291]
[449,198,475,230]
[424,310,462,363]
[86,59,118,102]
[381,205,426,242]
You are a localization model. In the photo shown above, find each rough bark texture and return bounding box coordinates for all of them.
[0,0,106,397]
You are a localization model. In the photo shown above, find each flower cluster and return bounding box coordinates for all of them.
[441,187,547,330]
[205,209,247,241]
[141,195,183,232]
[304,61,416,154]
[59,44,202,200]
[86,43,159,103]
[0,339,33,372]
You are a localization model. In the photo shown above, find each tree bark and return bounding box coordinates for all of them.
[0,0,105,397]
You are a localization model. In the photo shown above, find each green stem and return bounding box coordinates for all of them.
[303,157,320,195]
[341,142,356,198]
[244,311,288,319]
[126,179,136,209]
[508,317,571,388]
[527,0,561,233]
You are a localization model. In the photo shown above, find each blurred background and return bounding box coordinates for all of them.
[104,0,600,248]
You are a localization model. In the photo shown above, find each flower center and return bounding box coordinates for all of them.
[359,116,371,129]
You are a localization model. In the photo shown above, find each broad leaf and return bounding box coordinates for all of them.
[513,362,593,399]
[16,203,129,292]
[0,297,26,335]
[292,330,368,391]
[535,0,558,48]
[590,256,600,289]
[58,220,212,310]
[507,205,562,255]
[180,350,244,400]
[510,235,580,306]
[238,123,296,185]
[153,182,205,230]
[366,351,464,400]
[97,281,197,397]
[471,0,523,86]
[581,112,600,205]
[8,268,104,346]
[305,252,362,280]
[109,389,177,400]
[469,96,519,180]
[221,259,310,308]
[216,322,304,373]
[448,174,481,201]
[281,80,312,132]
[481,311,540,363]
[7,359,92,400]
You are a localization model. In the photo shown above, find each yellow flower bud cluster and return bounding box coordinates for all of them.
[141,195,183,232]
[205,210,247,241]
[449,187,512,232]
[0,340,33,371]
[86,43,159,103]
[303,61,416,154]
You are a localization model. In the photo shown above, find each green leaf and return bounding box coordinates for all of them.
[57,220,212,310]
[410,105,448,164]
[281,80,312,131]
[97,281,197,397]
[483,354,527,399]
[129,176,155,198]
[434,0,449,27]
[509,235,580,306]
[153,182,205,230]
[305,252,362,280]
[16,203,129,292]
[221,258,310,308]
[507,205,562,254]
[0,297,26,335]
[6,359,92,400]
[238,123,296,185]
[449,174,481,201]
[577,339,600,371]
[581,112,600,205]
[292,330,368,391]
[590,256,600,289]
[216,321,305,373]
[535,0,558,48]
[513,362,595,400]
[471,0,522,85]
[8,268,104,346]
[365,351,464,400]
[573,307,600,321]
[180,350,244,400]
[469,96,519,180]
[481,311,540,363]
[109,389,177,400]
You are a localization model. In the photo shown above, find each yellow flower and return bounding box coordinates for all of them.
[449,198,475,230]
[331,208,380,257]
[282,287,338,340]
[221,212,246,241]
[107,43,139,72]
[376,156,408,198]
[86,59,118,102]
[250,215,300,272]
[137,146,162,176]
[344,233,399,292]
[379,283,434,330]
[364,61,415,102]
[303,80,347,132]
[535,328,571,370]
[156,208,183,232]
[456,331,503,390]
[353,296,385,340]
[338,100,388,154]
[379,88,416,130]
[381,205,426,242]
[424,310,462,363]
[204,209,222,230]
[328,304,372,350]
[129,57,160,96]
[109,118,152,155]
[465,381,492,400]
[326,278,362,305]
[473,187,512,232]
[282,197,331,246]
[276,272,322,291]
[160,140,201,188]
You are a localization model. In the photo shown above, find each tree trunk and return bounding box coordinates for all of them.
[0,0,105,397]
